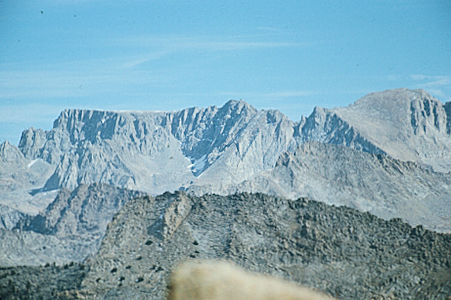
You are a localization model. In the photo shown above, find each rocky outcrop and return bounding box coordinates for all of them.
[17,128,47,160]
[0,141,27,165]
[0,141,56,215]
[148,192,192,240]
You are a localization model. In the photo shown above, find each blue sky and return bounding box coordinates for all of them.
[1,0,450,143]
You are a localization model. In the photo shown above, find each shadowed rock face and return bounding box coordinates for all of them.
[445,101,451,134]
[17,183,143,239]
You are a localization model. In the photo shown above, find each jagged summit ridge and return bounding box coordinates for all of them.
[17,100,301,193]
[3,88,450,230]
[299,106,386,155]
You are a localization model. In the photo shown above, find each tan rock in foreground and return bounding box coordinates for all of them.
[168,260,335,300]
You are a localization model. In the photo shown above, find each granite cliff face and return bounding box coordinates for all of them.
[16,101,300,194]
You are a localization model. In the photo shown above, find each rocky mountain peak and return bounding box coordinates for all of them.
[18,127,47,160]
[6,88,450,204]
[52,109,142,145]
[304,106,330,128]
[340,88,447,134]
[221,99,256,114]
[332,88,451,172]
[0,141,25,163]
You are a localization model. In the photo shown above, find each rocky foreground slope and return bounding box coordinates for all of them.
[2,192,448,299]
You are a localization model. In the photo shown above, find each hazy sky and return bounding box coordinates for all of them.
[1,0,450,143]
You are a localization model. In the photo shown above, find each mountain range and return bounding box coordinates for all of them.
[0,88,450,298]
[1,88,450,231]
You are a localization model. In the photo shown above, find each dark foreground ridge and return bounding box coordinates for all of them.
[1,192,450,299]
[0,263,87,299]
